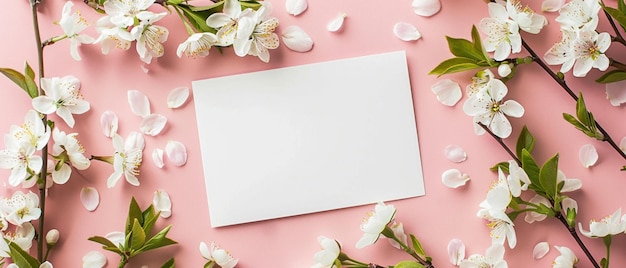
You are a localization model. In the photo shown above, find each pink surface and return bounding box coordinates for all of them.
[0,0,625,267]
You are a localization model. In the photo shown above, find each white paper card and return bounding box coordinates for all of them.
[192,51,425,227]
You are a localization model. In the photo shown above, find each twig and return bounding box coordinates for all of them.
[556,213,601,268]
[477,123,521,166]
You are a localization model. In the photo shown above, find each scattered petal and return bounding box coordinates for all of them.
[393,22,421,41]
[285,0,308,16]
[447,239,465,266]
[431,79,462,106]
[153,190,172,218]
[139,114,167,136]
[412,0,441,17]
[100,110,119,138]
[281,25,314,52]
[80,187,100,212]
[152,148,165,168]
[605,80,626,106]
[167,87,190,109]
[579,144,598,168]
[166,140,187,166]
[533,241,550,259]
[442,169,470,188]
[444,145,467,163]
[128,90,151,117]
[82,251,107,268]
[542,0,565,12]
[327,12,347,32]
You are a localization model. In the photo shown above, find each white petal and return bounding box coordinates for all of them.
[393,22,421,41]
[139,114,167,136]
[533,241,550,259]
[441,169,470,188]
[579,144,598,168]
[444,145,467,163]
[542,0,565,12]
[82,251,107,268]
[80,187,100,212]
[431,79,462,106]
[620,136,626,153]
[166,140,187,167]
[447,239,465,266]
[100,110,118,138]
[412,0,441,17]
[281,25,314,52]
[327,12,347,32]
[285,0,307,16]
[498,64,512,77]
[167,87,190,109]
[152,148,164,168]
[605,80,626,106]
[153,190,172,218]
[127,90,151,117]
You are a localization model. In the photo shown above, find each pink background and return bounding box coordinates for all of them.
[1,0,626,267]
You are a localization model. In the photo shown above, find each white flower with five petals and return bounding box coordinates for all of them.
[506,160,530,197]
[552,246,578,268]
[555,0,601,32]
[0,191,40,226]
[206,0,254,46]
[50,128,90,184]
[355,202,396,249]
[459,243,508,268]
[177,32,218,58]
[544,30,577,73]
[479,3,521,61]
[572,31,611,77]
[5,222,36,251]
[200,241,238,268]
[106,132,144,188]
[578,208,626,238]
[93,16,133,55]
[235,3,280,63]
[58,1,95,61]
[311,235,340,268]
[477,169,517,248]
[103,0,156,28]
[32,75,90,128]
[130,12,169,64]
[506,0,547,34]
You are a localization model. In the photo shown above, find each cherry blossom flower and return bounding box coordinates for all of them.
[6,222,36,251]
[477,169,517,248]
[32,75,90,128]
[356,202,396,248]
[544,30,577,73]
[506,160,530,197]
[462,76,524,138]
[51,128,90,184]
[578,208,626,238]
[572,31,610,77]
[387,222,408,250]
[58,1,95,61]
[200,242,238,268]
[176,32,218,58]
[312,235,340,268]
[479,3,521,61]
[235,3,280,63]
[557,170,582,192]
[555,0,601,32]
[93,16,133,55]
[0,191,40,226]
[105,132,145,188]
[552,246,578,268]
[506,0,547,34]
[459,243,508,268]
[103,0,155,28]
[131,12,169,64]
[206,0,254,46]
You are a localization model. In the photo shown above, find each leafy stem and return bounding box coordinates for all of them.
[555,213,601,268]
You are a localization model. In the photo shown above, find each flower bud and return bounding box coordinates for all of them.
[46,229,59,246]
[498,63,512,77]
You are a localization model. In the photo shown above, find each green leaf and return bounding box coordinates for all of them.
[0,68,30,96]
[490,161,509,172]
[429,57,484,76]
[130,219,147,250]
[595,70,626,83]
[24,62,35,80]
[127,197,143,234]
[539,154,559,200]
[139,225,178,253]
[178,4,217,33]
[394,261,425,268]
[8,240,40,268]
[516,126,535,157]
[471,25,493,66]
[88,236,123,254]
[23,65,38,98]
[521,149,541,189]
[563,113,587,133]
[446,36,485,61]
[602,3,626,32]
[409,234,426,256]
[161,258,175,268]
[576,93,591,126]
[142,205,159,235]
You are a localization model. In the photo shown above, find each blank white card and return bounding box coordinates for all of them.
[192,51,425,227]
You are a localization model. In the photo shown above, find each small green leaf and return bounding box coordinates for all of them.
[24,62,35,81]
[130,219,147,250]
[8,240,40,268]
[471,25,494,66]
[563,113,587,133]
[516,126,535,157]
[575,93,590,126]
[127,197,143,234]
[446,36,485,61]
[490,161,509,172]
[161,258,175,268]
[595,70,626,83]
[88,236,123,254]
[521,149,541,188]
[0,68,30,96]
[394,261,425,268]
[139,225,178,253]
[178,4,217,33]
[539,154,559,200]
[409,234,426,256]
[602,3,626,32]
[142,205,159,235]
[429,57,484,76]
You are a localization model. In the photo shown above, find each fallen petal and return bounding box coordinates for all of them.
[128,90,151,117]
[100,110,118,138]
[412,0,441,17]
[431,79,462,106]
[153,190,172,218]
[605,80,626,106]
[80,187,100,212]
[579,144,598,168]
[140,114,167,136]
[447,239,465,266]
[166,140,187,167]
[282,25,314,52]
[441,169,470,188]
[444,145,467,163]
[167,87,190,109]
[393,22,421,41]
[327,12,347,32]
[533,241,550,259]
[285,0,307,16]
[82,251,107,268]
[542,0,565,12]
[152,148,164,168]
